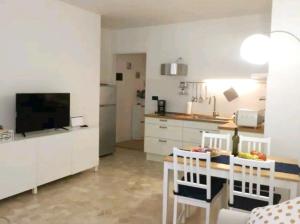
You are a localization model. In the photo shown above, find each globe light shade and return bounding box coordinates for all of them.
[240,34,271,65]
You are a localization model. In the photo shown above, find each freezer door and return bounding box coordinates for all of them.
[100,85,116,105]
[100,105,116,156]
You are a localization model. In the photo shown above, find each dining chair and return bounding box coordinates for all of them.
[239,135,271,156]
[201,132,231,151]
[201,132,230,207]
[229,155,281,212]
[172,147,225,224]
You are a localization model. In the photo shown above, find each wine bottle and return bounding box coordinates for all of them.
[232,128,240,156]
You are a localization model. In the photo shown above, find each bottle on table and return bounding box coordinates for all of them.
[232,128,240,156]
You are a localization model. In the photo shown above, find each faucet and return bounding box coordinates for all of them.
[209,96,219,117]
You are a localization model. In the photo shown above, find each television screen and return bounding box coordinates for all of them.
[16,93,70,134]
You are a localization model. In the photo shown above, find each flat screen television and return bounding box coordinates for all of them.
[16,93,70,134]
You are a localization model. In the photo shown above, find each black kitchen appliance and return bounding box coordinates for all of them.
[157,100,166,115]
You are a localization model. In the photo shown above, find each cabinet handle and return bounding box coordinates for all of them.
[159,126,168,129]
[199,130,214,133]
[159,139,167,143]
[160,119,168,122]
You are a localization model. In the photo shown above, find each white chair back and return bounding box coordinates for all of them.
[173,147,212,200]
[239,135,271,156]
[229,155,275,206]
[201,132,230,151]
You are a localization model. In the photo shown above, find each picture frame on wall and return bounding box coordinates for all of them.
[126,62,132,70]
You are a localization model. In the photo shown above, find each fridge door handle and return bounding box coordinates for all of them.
[100,104,116,107]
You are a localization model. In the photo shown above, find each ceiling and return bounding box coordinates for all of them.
[61,0,272,29]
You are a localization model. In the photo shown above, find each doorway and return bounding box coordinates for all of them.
[115,53,146,152]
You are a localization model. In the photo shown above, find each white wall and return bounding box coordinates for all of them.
[101,28,114,84]
[265,0,300,159]
[116,54,146,142]
[191,80,266,116]
[0,0,101,130]
[106,14,270,117]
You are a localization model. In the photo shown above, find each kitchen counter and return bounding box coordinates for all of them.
[218,122,264,134]
[145,112,232,124]
[145,113,264,134]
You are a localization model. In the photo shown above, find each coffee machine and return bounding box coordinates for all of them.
[157,100,166,115]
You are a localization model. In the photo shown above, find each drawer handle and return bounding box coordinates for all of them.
[159,139,167,143]
[199,130,216,134]
[160,119,168,122]
[159,126,168,129]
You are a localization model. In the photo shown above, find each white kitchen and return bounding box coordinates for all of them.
[102,14,269,158]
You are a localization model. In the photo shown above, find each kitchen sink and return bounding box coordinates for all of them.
[191,114,231,121]
[166,113,232,122]
[151,112,232,123]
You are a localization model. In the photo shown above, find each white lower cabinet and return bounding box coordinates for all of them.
[71,128,99,174]
[0,140,36,200]
[182,128,202,145]
[145,117,265,161]
[37,133,73,186]
[0,127,99,201]
[144,118,220,161]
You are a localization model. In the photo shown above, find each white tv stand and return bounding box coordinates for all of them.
[0,126,99,200]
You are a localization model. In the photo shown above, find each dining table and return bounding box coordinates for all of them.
[162,147,300,224]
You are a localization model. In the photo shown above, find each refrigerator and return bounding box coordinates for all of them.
[99,83,116,156]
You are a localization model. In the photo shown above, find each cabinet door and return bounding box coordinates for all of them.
[37,133,72,186]
[145,137,181,156]
[71,128,99,174]
[0,140,36,200]
[182,128,203,145]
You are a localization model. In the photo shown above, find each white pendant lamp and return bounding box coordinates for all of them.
[240,31,300,65]
[240,34,271,65]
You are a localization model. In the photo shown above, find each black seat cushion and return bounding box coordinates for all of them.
[229,193,281,211]
[233,181,271,195]
[174,174,225,202]
[230,180,282,211]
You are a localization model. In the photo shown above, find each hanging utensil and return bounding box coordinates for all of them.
[195,83,198,102]
[205,85,208,100]
[178,82,188,95]
[191,83,195,102]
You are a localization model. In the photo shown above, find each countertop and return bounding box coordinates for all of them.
[145,113,264,134]
[145,112,231,124]
[218,122,264,134]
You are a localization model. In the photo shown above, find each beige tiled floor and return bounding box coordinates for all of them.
[116,140,144,151]
[0,149,222,224]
